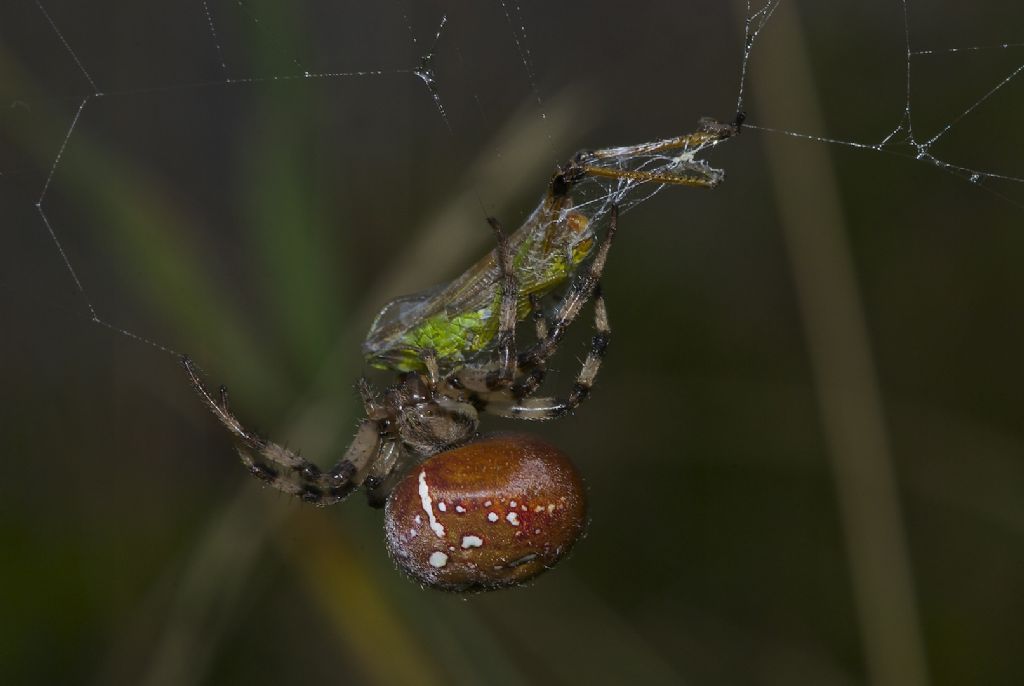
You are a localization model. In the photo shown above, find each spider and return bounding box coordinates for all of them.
[181,207,612,589]
[183,118,735,589]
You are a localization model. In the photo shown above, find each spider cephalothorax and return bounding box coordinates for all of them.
[375,373,477,458]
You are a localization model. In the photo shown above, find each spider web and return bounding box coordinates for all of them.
[3,0,1021,363]
[737,1,1024,203]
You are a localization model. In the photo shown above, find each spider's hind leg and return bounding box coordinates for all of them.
[182,356,380,505]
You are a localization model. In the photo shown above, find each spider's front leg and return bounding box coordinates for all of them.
[519,204,617,370]
[444,292,548,400]
[476,284,610,420]
[493,210,618,418]
[182,356,380,505]
[447,205,617,412]
[488,215,519,387]
[439,216,522,400]
[464,205,618,418]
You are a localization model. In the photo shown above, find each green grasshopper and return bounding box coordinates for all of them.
[362,117,738,374]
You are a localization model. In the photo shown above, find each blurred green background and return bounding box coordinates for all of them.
[2,1,1023,684]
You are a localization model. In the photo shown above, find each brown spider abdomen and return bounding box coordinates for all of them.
[384,433,587,592]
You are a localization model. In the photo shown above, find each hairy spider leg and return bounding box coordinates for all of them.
[519,204,617,370]
[182,355,378,505]
[510,284,605,401]
[477,287,610,420]
[435,217,529,396]
[441,291,551,396]
[420,349,442,394]
[446,201,616,399]
[488,215,519,387]
[508,292,552,397]
[448,205,617,418]
[356,376,381,415]
[362,440,402,509]
[528,292,550,340]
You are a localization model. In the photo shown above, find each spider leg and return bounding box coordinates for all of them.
[519,203,618,371]
[507,292,551,398]
[419,348,442,395]
[475,286,610,420]
[362,440,403,509]
[514,284,607,401]
[357,376,382,415]
[528,292,550,341]
[182,355,379,505]
[437,218,523,399]
[444,200,615,406]
[488,215,518,387]
[441,291,551,399]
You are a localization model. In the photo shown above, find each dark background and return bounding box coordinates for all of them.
[2,1,1022,684]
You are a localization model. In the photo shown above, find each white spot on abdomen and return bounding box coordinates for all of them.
[487,512,499,522]
[461,535,483,549]
[428,551,448,568]
[506,512,520,526]
[417,470,446,538]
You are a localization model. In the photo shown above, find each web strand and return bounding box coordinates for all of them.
[924,61,1024,147]
[497,0,545,117]
[231,0,308,74]
[911,42,1024,56]
[200,0,231,79]
[20,1,454,358]
[735,0,782,117]
[35,97,180,355]
[396,3,453,132]
[35,101,98,321]
[34,0,101,95]
[15,0,1024,366]
[737,0,1024,199]
[411,14,452,133]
